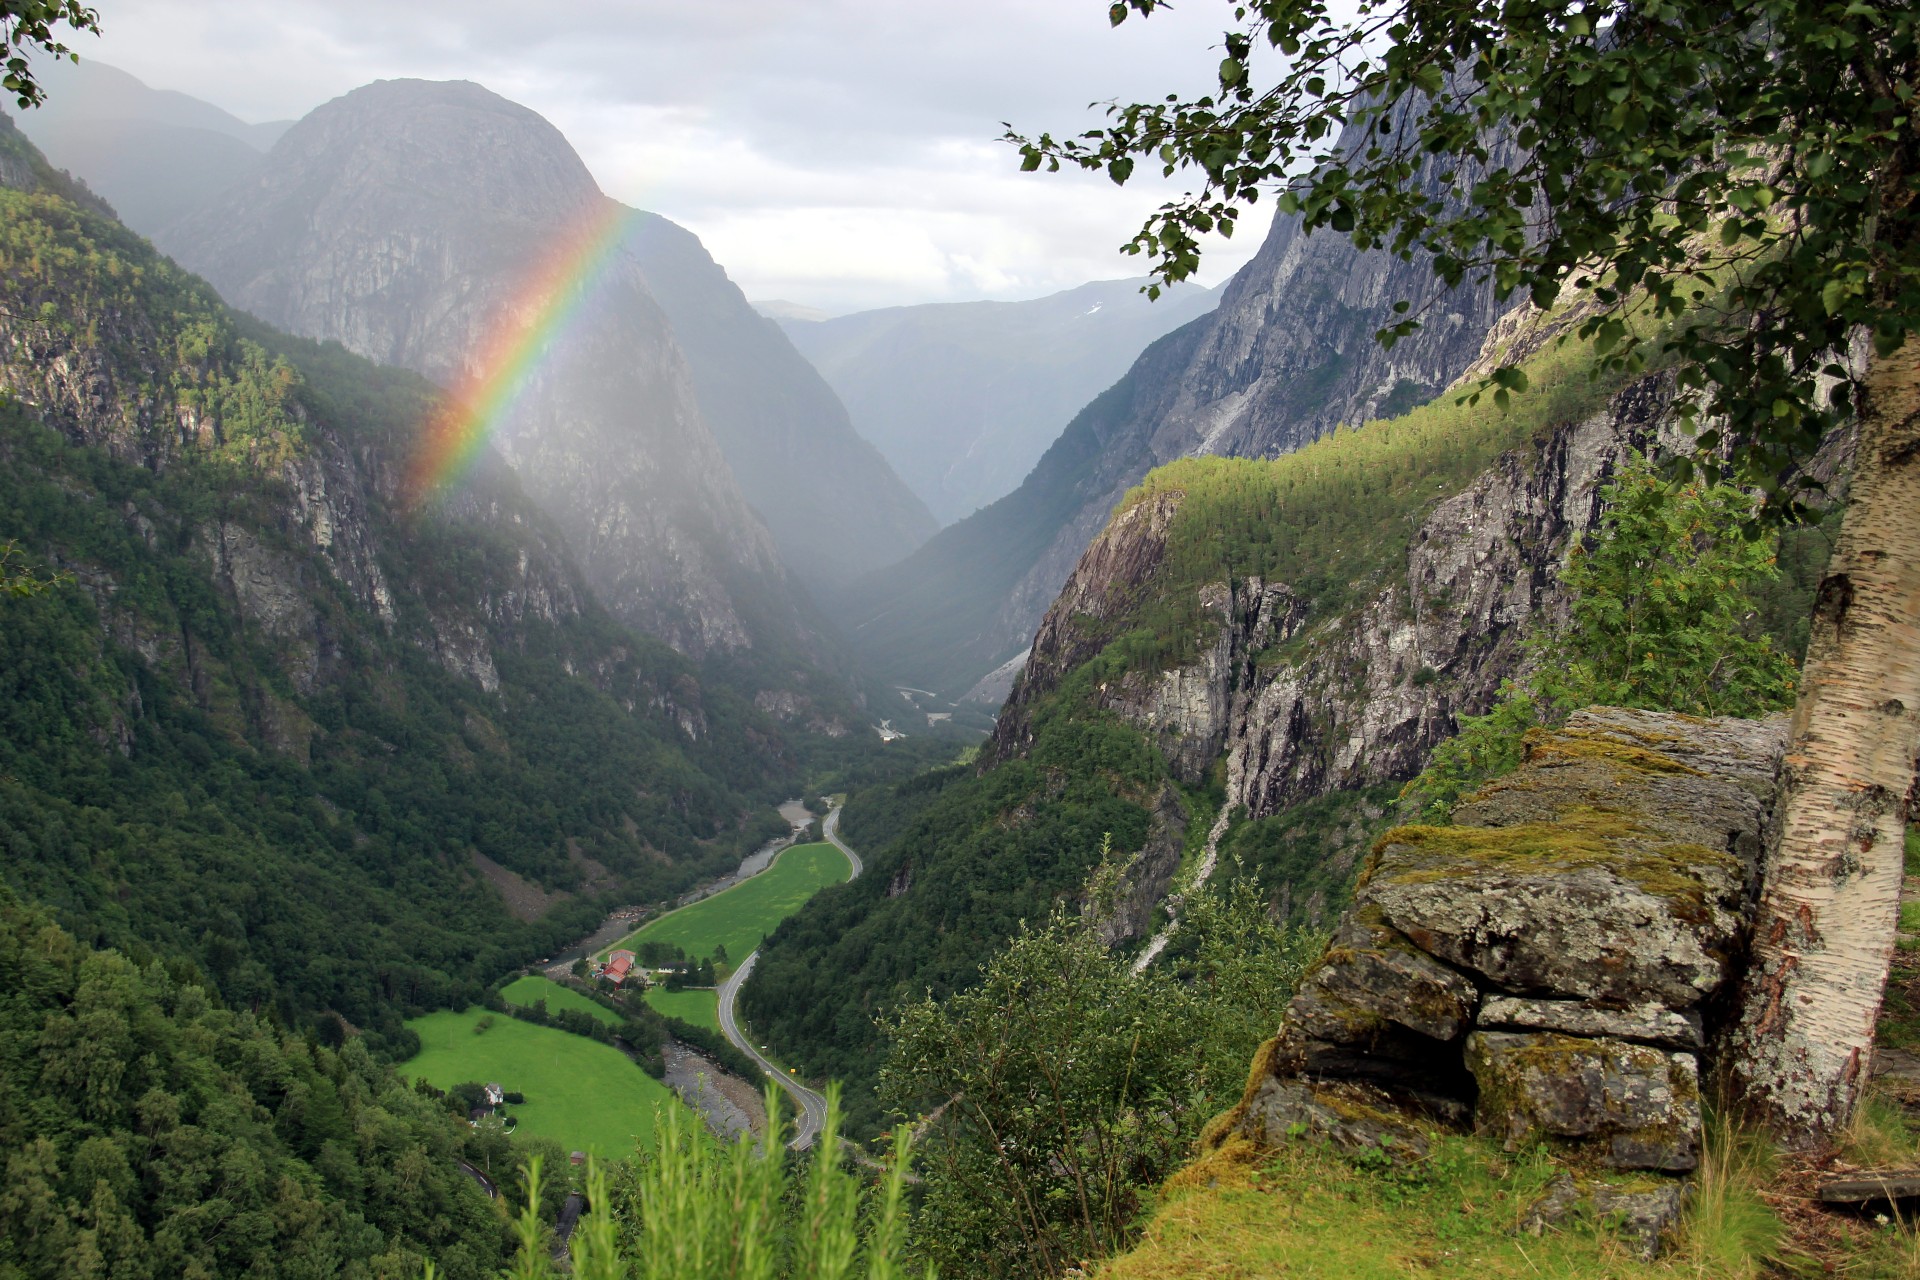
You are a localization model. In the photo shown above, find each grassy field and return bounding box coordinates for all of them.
[498,974,622,1027]
[403,1006,680,1157]
[602,842,851,965]
[644,986,720,1033]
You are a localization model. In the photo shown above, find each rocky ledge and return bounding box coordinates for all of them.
[1222,707,1787,1254]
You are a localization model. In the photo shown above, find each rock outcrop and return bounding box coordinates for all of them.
[1228,708,1788,1202]
[996,374,1680,823]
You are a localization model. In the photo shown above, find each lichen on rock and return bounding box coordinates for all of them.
[1466,1030,1701,1171]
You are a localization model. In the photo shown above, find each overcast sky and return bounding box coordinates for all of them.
[56,0,1274,314]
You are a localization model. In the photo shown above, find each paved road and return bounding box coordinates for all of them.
[822,807,863,877]
[715,804,861,1150]
[454,1159,497,1199]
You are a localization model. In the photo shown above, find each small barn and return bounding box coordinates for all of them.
[605,950,636,986]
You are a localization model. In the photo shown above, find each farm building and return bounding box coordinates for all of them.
[604,950,635,986]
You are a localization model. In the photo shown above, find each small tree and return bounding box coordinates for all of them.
[881,868,1314,1278]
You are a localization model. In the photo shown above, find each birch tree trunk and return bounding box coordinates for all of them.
[1726,336,1920,1148]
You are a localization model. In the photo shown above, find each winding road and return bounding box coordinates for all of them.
[715,805,861,1150]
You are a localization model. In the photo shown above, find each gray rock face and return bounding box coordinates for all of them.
[997,374,1683,823]
[1238,1076,1430,1162]
[1478,998,1703,1050]
[1467,1032,1701,1171]
[161,79,807,661]
[1363,708,1787,1009]
[1234,710,1788,1180]
[1367,848,1745,1011]
[1294,909,1481,1045]
[1522,1172,1690,1260]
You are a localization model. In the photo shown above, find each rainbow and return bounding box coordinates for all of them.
[405,198,638,506]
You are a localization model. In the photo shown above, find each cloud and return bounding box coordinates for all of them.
[51,0,1274,312]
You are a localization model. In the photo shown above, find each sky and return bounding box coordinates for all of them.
[53,0,1275,314]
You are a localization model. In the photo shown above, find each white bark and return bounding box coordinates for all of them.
[1726,337,1920,1148]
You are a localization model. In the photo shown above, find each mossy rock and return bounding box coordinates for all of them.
[1364,818,1746,1006]
[1236,1076,1431,1163]
[1358,709,1786,1008]
[1466,1031,1700,1172]
[1452,707,1784,861]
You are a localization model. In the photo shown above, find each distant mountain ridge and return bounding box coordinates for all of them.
[780,278,1217,525]
[17,58,286,229]
[834,124,1521,697]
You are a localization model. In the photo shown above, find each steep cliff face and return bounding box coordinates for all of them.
[160,79,809,663]
[837,125,1519,697]
[996,374,1677,831]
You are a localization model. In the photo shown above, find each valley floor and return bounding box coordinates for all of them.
[404,1006,678,1158]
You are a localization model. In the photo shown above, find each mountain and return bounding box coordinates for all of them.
[834,135,1521,698]
[754,299,832,323]
[619,213,937,591]
[14,58,286,229]
[0,110,797,1049]
[158,80,826,675]
[20,65,933,598]
[780,278,1218,525]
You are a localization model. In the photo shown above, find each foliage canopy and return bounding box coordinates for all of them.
[1015,0,1920,512]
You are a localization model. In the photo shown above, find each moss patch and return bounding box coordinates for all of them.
[1372,806,1740,915]
[1515,728,1706,779]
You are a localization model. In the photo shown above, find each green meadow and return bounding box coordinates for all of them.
[498,974,621,1026]
[403,1006,680,1157]
[643,986,720,1033]
[604,841,851,965]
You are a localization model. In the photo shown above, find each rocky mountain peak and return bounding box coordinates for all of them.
[267,78,599,222]
[160,77,605,383]
[162,78,817,667]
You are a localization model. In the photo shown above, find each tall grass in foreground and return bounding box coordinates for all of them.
[431,1087,923,1280]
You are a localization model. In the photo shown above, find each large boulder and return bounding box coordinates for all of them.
[1234,707,1785,1182]
[1364,708,1786,1009]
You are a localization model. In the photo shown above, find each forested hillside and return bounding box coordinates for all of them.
[0,114,798,1054]
[0,890,507,1279]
